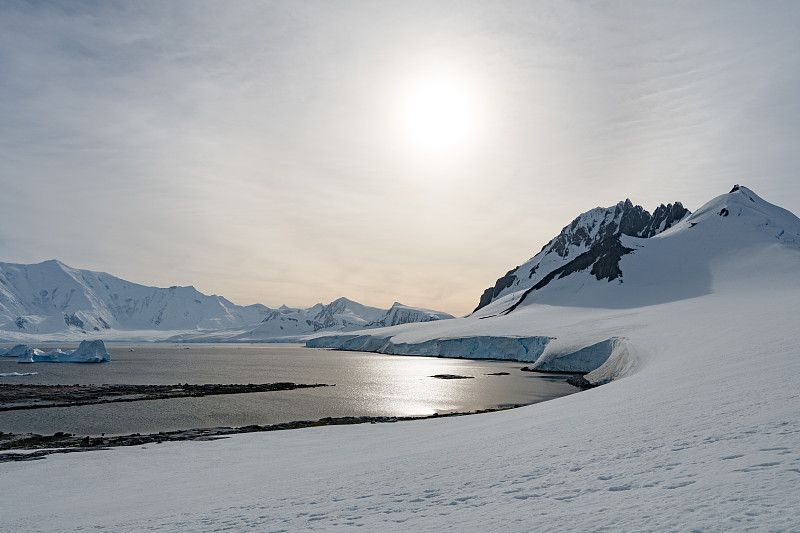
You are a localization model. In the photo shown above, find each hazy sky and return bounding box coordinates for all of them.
[2,1,799,316]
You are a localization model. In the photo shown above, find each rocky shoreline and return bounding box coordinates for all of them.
[0,382,330,411]
[0,406,520,463]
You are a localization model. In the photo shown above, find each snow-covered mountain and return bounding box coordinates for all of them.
[375,302,453,328]
[310,185,800,385]
[0,261,453,341]
[229,298,453,342]
[0,260,271,336]
[474,198,690,312]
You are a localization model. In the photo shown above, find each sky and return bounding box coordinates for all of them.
[1,1,799,316]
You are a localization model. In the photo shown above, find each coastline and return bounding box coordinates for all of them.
[0,404,529,462]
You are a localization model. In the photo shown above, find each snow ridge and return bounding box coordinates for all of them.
[474,199,689,312]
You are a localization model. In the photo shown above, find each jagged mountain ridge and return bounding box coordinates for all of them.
[234,299,453,341]
[474,198,690,312]
[248,298,453,338]
[0,261,453,339]
[478,185,799,315]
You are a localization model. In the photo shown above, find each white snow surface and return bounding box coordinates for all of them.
[1,186,799,530]
[0,262,453,342]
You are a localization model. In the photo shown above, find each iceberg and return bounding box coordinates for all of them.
[0,344,42,358]
[13,340,111,363]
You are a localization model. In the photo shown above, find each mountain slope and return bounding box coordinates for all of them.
[0,260,270,335]
[311,185,800,382]
[0,262,453,341]
[474,199,689,312]
[497,185,799,313]
[230,299,454,342]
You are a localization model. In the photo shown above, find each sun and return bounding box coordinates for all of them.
[397,74,478,157]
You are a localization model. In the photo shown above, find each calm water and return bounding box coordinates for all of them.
[0,343,577,436]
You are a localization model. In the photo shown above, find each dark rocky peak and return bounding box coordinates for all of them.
[544,199,659,261]
[504,236,635,314]
[640,202,690,238]
[473,196,691,313]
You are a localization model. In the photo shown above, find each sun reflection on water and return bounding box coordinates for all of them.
[351,355,482,417]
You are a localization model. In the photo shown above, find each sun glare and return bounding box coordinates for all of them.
[398,74,478,157]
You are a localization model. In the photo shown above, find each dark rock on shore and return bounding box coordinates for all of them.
[0,382,330,411]
[0,406,519,462]
[566,375,598,390]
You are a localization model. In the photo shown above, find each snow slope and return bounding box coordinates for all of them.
[1,186,798,531]
[474,198,689,312]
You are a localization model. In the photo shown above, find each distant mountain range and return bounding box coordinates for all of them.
[0,260,453,341]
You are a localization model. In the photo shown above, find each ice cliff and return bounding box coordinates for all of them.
[309,186,800,384]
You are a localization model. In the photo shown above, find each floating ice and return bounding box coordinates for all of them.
[14,340,110,363]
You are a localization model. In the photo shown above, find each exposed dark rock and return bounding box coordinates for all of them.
[63,313,84,329]
[730,184,740,193]
[474,198,689,312]
[719,208,729,217]
[0,382,331,411]
[15,317,25,330]
[486,372,510,376]
[476,268,518,311]
[641,202,690,237]
[566,375,598,389]
[504,236,634,313]
[430,374,474,380]
[311,297,358,330]
[0,407,524,462]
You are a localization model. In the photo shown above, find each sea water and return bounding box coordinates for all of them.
[0,343,577,436]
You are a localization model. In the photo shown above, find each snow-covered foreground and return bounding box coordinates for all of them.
[2,279,799,531]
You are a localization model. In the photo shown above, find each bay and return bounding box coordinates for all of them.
[0,343,577,436]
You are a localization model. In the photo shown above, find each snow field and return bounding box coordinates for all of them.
[1,284,798,531]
